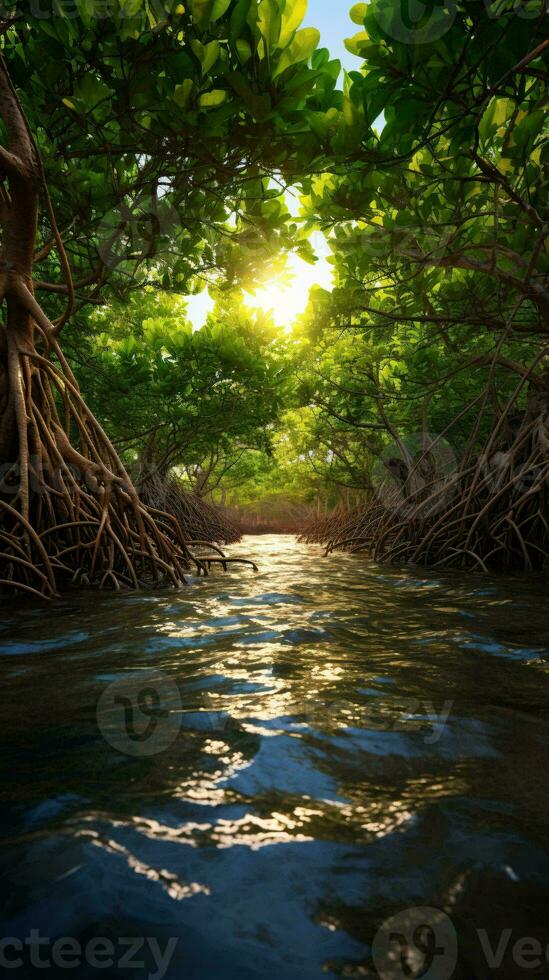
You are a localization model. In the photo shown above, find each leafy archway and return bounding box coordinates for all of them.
[0,0,338,596]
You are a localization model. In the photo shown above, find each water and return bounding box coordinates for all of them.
[1,535,549,979]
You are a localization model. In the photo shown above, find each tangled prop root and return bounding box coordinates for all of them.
[302,373,549,573]
[138,471,242,545]
[0,341,260,597]
[0,330,203,598]
[300,504,364,551]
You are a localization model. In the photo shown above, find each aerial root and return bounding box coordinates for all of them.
[202,557,259,572]
[138,471,241,545]
[301,378,549,573]
[0,334,197,598]
[0,336,258,597]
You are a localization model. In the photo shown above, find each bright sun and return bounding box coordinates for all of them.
[243,242,333,332]
[243,275,302,329]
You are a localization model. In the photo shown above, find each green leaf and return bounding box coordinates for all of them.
[279,0,307,48]
[190,0,231,28]
[513,109,544,147]
[199,88,228,108]
[189,0,212,28]
[174,78,194,108]
[227,69,254,105]
[236,38,252,64]
[350,3,368,25]
[344,31,368,56]
[211,0,231,22]
[74,74,111,112]
[230,0,252,41]
[311,47,329,70]
[273,27,320,78]
[480,96,513,141]
[342,93,362,130]
[189,0,211,27]
[191,39,220,74]
[257,0,281,51]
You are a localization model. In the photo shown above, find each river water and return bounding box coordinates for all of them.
[1,535,549,979]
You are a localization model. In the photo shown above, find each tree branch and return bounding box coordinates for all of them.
[0,143,28,181]
[0,55,35,181]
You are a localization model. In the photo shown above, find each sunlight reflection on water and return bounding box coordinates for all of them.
[1,535,549,978]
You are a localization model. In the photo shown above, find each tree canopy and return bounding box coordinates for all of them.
[0,0,547,596]
[5,0,344,311]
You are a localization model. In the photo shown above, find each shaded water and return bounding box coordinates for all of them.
[1,535,549,979]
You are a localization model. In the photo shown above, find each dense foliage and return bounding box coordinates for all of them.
[0,0,342,594]
[229,0,549,569]
[0,0,547,595]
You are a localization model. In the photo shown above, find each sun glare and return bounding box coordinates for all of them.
[244,275,302,329]
[244,240,333,332]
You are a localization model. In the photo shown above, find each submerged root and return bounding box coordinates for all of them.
[137,477,259,573]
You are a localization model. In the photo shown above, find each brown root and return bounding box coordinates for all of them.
[301,371,549,573]
[137,471,242,546]
[0,331,199,597]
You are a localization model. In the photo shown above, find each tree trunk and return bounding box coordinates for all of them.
[0,56,194,597]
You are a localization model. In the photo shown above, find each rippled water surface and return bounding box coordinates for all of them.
[1,535,549,978]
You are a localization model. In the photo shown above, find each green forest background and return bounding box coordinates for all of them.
[0,0,547,593]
